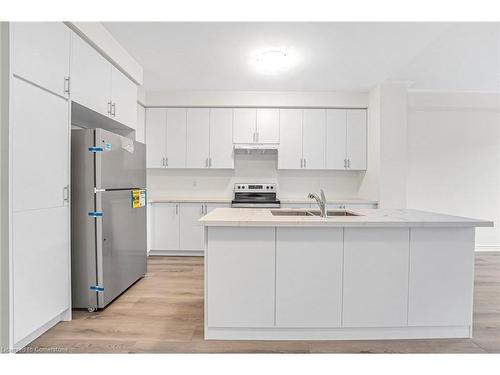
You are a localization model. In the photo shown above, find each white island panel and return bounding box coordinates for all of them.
[276,228,343,327]
[206,227,275,328]
[343,228,410,327]
[408,227,475,328]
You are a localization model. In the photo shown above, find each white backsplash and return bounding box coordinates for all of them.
[147,153,367,200]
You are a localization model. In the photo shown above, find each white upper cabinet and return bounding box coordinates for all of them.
[110,66,137,129]
[302,109,326,169]
[11,22,71,98]
[145,108,167,168]
[346,109,367,170]
[326,109,367,170]
[12,77,69,212]
[256,109,280,144]
[136,103,146,143]
[278,109,303,169]
[71,32,111,117]
[233,108,256,143]
[326,109,348,169]
[71,32,137,129]
[209,108,234,169]
[186,108,210,168]
[166,108,187,168]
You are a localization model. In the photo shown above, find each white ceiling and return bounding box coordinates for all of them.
[103,22,499,92]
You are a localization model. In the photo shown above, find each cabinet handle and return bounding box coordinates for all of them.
[107,101,112,115]
[209,157,212,167]
[304,158,307,168]
[344,158,347,168]
[201,204,204,215]
[347,159,351,168]
[62,185,70,205]
[165,157,168,167]
[175,204,178,215]
[111,103,116,116]
[64,77,70,95]
[300,158,303,168]
[205,204,208,214]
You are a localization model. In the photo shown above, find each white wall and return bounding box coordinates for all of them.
[146,90,368,108]
[359,83,408,208]
[407,91,500,249]
[0,21,9,351]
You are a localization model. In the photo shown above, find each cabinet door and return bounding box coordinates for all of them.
[207,227,275,327]
[302,109,326,169]
[408,228,474,327]
[278,109,303,169]
[346,109,367,170]
[151,203,180,250]
[209,108,234,169]
[166,108,187,168]
[186,108,210,168]
[233,108,256,143]
[276,228,343,327]
[145,108,166,168]
[179,203,205,251]
[71,33,111,116]
[12,22,71,98]
[343,228,409,327]
[12,77,69,212]
[256,108,279,143]
[326,109,347,169]
[136,104,146,143]
[111,66,137,129]
[13,206,70,344]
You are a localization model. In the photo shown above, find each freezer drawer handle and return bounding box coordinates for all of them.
[88,147,103,153]
[89,286,104,292]
[88,211,103,217]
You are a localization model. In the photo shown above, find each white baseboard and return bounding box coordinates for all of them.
[149,249,203,257]
[205,325,471,341]
[12,308,70,352]
[475,245,500,252]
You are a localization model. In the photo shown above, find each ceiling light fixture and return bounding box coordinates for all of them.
[251,48,294,75]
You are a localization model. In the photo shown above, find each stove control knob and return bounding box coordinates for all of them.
[270,186,274,189]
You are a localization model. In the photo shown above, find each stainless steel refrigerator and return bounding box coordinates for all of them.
[71,128,147,311]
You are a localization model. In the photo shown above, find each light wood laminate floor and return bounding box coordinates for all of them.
[25,253,500,353]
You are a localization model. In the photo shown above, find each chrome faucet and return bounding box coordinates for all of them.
[308,189,327,218]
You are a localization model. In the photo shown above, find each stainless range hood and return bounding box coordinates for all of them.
[233,144,279,154]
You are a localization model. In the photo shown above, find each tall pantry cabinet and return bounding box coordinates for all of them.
[9,22,72,348]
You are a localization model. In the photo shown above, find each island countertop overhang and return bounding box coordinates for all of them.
[199,208,494,228]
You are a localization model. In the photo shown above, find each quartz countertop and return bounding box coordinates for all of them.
[198,208,494,228]
[148,196,378,205]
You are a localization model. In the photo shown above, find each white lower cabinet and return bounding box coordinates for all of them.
[207,227,275,327]
[151,202,229,254]
[342,228,410,327]
[151,203,180,251]
[179,203,206,251]
[276,228,343,327]
[408,228,474,327]
[13,206,70,344]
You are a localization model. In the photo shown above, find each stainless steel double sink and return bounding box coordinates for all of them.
[271,209,362,217]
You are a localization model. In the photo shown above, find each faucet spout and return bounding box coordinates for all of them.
[308,189,327,218]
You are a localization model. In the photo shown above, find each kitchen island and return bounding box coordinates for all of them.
[199,208,493,340]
